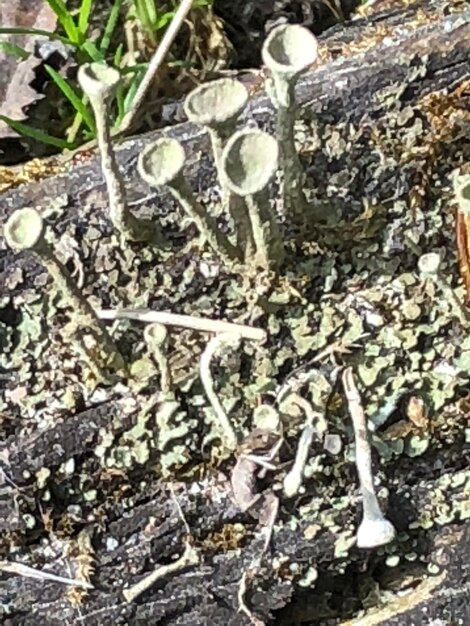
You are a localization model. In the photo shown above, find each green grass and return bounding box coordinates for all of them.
[0,0,215,150]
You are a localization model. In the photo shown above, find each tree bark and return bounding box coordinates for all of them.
[1,0,469,624]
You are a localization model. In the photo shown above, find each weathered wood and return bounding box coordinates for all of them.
[1,1,469,624]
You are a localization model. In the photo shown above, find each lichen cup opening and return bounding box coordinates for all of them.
[138,138,186,188]
[222,130,279,196]
[418,252,442,276]
[4,207,44,251]
[262,24,318,78]
[77,62,120,101]
[184,78,248,130]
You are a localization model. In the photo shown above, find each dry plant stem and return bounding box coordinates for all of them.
[283,396,323,497]
[122,539,199,603]
[97,308,267,342]
[342,367,396,549]
[0,560,94,590]
[200,333,242,450]
[169,174,241,261]
[120,0,194,133]
[454,173,470,302]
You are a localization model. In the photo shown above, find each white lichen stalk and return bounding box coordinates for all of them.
[342,368,396,549]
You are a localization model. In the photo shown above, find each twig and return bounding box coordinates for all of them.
[123,486,198,603]
[122,538,199,603]
[238,569,266,626]
[119,0,194,133]
[97,308,267,342]
[200,333,242,450]
[0,560,94,590]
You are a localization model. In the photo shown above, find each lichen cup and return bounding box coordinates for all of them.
[78,63,164,244]
[262,24,319,225]
[4,207,125,376]
[221,129,284,268]
[138,137,239,261]
[184,78,249,174]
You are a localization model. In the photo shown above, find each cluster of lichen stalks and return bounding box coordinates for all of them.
[4,24,470,554]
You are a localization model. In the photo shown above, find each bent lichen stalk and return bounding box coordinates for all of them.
[4,207,126,377]
[200,332,242,451]
[78,63,164,245]
[342,367,396,549]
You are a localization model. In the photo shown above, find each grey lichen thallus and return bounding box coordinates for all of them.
[418,252,470,327]
[138,137,240,261]
[342,368,396,549]
[221,129,284,268]
[262,24,319,226]
[77,63,164,244]
[183,78,254,256]
[4,207,125,377]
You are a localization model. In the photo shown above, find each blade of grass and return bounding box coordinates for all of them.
[46,0,81,44]
[122,69,145,114]
[0,42,30,60]
[44,65,96,134]
[78,0,94,35]
[0,115,74,150]
[0,27,71,45]
[100,0,125,54]
[81,41,104,62]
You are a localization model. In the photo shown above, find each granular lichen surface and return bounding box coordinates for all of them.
[0,4,469,624]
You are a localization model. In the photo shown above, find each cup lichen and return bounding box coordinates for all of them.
[221,129,284,268]
[138,137,241,261]
[4,207,126,377]
[78,63,164,245]
[262,24,319,226]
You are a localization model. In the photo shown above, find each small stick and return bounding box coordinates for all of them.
[200,333,242,450]
[0,560,94,590]
[342,367,396,549]
[123,486,197,603]
[238,569,266,626]
[122,539,198,603]
[97,308,267,342]
[120,0,194,133]
[283,396,325,498]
